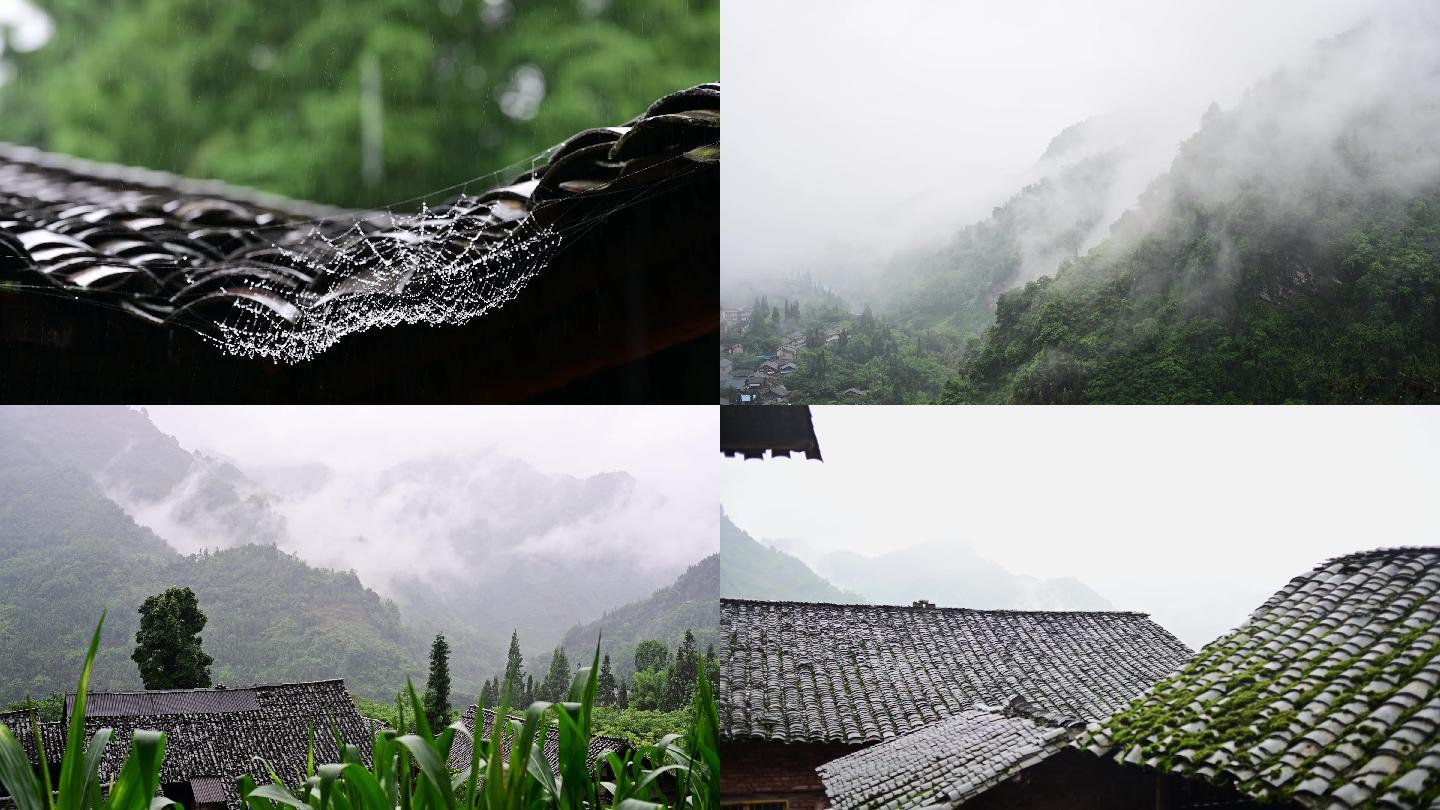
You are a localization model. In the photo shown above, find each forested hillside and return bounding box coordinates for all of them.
[560,554,718,681]
[0,427,420,703]
[719,512,863,604]
[942,9,1440,403]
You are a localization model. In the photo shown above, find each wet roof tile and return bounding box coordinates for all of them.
[1081,547,1440,808]
[818,699,1085,810]
[718,598,1192,745]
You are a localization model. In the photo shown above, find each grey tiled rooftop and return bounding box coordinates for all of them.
[818,697,1085,810]
[718,598,1193,745]
[1082,546,1440,808]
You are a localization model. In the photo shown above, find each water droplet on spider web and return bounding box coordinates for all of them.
[200,196,562,364]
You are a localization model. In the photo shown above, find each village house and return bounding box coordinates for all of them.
[779,362,797,376]
[841,387,868,400]
[718,598,1193,809]
[0,680,375,810]
[777,346,798,362]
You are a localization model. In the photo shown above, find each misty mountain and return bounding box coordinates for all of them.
[0,417,427,704]
[2,407,707,682]
[559,554,718,682]
[814,540,1112,612]
[720,512,864,603]
[944,3,1440,403]
[0,406,287,552]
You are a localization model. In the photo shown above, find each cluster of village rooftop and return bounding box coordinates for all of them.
[720,306,865,404]
[718,546,1440,810]
[0,683,629,810]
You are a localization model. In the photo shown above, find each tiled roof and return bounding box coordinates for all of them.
[818,697,1086,810]
[1081,546,1440,809]
[720,405,822,459]
[0,711,65,765]
[718,598,1192,744]
[445,705,630,776]
[0,84,718,402]
[67,686,262,717]
[77,680,373,810]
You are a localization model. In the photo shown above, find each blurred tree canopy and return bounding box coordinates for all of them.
[0,0,717,209]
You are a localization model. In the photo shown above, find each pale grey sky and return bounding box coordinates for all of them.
[722,406,1440,649]
[723,0,1387,286]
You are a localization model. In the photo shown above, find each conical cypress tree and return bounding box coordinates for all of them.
[617,680,629,709]
[422,633,452,729]
[597,654,618,706]
[539,646,571,702]
[502,630,525,705]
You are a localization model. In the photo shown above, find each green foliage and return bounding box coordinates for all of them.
[628,670,668,712]
[422,634,452,732]
[0,615,176,810]
[0,0,718,210]
[1,619,718,810]
[633,641,669,675]
[238,644,718,810]
[131,587,214,689]
[2,694,64,724]
[589,707,692,748]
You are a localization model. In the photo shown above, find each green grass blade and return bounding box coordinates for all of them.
[105,731,164,810]
[0,723,44,810]
[57,615,107,810]
[246,784,312,810]
[393,735,453,810]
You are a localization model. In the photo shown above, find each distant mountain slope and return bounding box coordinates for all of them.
[943,5,1440,403]
[0,405,286,552]
[0,414,456,704]
[720,512,864,604]
[814,541,1112,612]
[560,554,718,680]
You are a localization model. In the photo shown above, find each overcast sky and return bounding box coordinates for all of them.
[722,406,1440,649]
[723,0,1387,286]
[145,405,714,516]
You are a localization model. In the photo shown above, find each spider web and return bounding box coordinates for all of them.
[194,197,563,364]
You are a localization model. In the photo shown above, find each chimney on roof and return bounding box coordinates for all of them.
[912,599,935,609]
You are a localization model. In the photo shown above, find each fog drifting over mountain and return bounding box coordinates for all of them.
[721,406,1440,650]
[722,0,1386,292]
[142,406,716,598]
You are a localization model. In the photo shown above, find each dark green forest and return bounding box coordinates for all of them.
[0,0,717,209]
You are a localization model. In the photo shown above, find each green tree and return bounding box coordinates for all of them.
[662,629,699,711]
[422,633,451,730]
[131,586,213,689]
[629,669,668,711]
[596,654,617,707]
[634,639,670,673]
[502,630,525,704]
[0,0,719,211]
[617,680,629,709]
[538,646,570,703]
